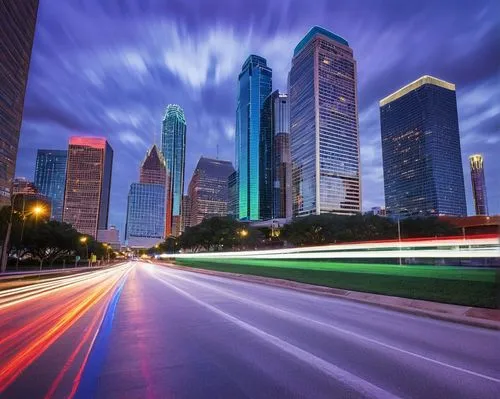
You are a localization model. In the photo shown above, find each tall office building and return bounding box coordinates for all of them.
[125,183,165,248]
[0,0,39,206]
[188,157,235,227]
[161,104,186,237]
[63,137,113,237]
[289,26,361,217]
[380,76,467,217]
[140,144,167,185]
[261,90,292,219]
[235,55,272,220]
[125,145,166,247]
[469,154,488,216]
[34,149,67,221]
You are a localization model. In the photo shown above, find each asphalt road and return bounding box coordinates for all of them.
[1,261,499,398]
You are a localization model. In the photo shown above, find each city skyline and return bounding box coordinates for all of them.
[13,1,500,230]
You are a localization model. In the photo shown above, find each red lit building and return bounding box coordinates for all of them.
[62,137,113,237]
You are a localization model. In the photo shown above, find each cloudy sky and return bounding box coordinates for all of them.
[16,0,500,233]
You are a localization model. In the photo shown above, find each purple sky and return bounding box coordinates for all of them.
[16,0,500,233]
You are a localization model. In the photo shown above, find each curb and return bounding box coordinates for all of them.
[157,262,500,331]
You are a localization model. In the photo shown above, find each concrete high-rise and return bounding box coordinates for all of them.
[289,26,361,217]
[188,157,235,227]
[0,0,39,206]
[469,154,488,216]
[261,90,292,219]
[125,144,166,247]
[380,76,467,217]
[161,105,186,236]
[235,55,272,220]
[34,150,67,221]
[63,137,113,237]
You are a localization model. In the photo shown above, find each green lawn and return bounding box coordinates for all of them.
[174,258,499,309]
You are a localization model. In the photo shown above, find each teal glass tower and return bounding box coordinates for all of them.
[235,55,272,220]
[161,104,186,236]
[34,149,67,221]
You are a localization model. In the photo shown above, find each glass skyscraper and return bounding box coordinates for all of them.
[63,137,113,238]
[260,90,292,219]
[0,0,39,206]
[227,171,238,219]
[235,55,272,220]
[289,26,361,217]
[161,104,186,237]
[188,157,235,227]
[469,154,488,216]
[125,183,166,248]
[380,75,467,217]
[34,149,67,221]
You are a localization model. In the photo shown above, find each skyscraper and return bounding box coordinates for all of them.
[380,75,467,217]
[140,144,166,185]
[469,154,488,216]
[181,195,191,232]
[161,105,186,236]
[0,0,39,206]
[235,55,272,220]
[227,171,238,219]
[63,137,113,237]
[34,150,67,221]
[188,157,235,227]
[261,90,292,219]
[125,144,167,247]
[289,26,361,217]
[125,183,165,248]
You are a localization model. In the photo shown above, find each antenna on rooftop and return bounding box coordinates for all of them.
[216,144,219,160]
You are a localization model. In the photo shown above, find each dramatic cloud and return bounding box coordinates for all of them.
[16,0,500,234]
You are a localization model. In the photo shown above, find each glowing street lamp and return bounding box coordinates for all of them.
[80,236,89,265]
[239,229,248,238]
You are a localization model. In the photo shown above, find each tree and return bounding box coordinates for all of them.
[22,221,80,268]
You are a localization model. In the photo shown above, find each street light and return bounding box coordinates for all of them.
[80,236,89,266]
[239,229,248,238]
[15,205,46,270]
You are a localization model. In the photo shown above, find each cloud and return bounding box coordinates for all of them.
[118,131,147,147]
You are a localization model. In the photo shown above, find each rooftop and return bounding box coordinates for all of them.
[294,26,349,56]
[379,75,455,107]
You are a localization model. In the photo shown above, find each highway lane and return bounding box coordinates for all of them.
[1,261,499,398]
[95,262,500,398]
[0,263,132,398]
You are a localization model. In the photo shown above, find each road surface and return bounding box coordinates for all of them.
[1,261,499,398]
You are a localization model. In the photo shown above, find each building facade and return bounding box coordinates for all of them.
[62,137,113,237]
[97,226,120,250]
[140,144,167,185]
[188,157,235,227]
[380,75,467,218]
[125,183,165,248]
[181,195,191,232]
[161,105,186,236]
[0,0,39,205]
[235,55,272,220]
[469,154,488,216]
[34,149,67,221]
[289,26,361,217]
[227,171,238,219]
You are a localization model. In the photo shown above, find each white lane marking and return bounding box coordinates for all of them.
[149,270,400,399]
[154,266,500,385]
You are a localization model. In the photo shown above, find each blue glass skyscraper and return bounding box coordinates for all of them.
[380,75,467,217]
[161,104,186,236]
[235,55,272,220]
[125,183,166,248]
[34,150,67,221]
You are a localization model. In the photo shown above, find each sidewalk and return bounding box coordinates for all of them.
[160,262,500,330]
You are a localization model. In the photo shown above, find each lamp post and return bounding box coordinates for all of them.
[0,192,22,273]
[80,236,89,267]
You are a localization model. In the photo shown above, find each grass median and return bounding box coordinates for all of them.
[174,258,499,309]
